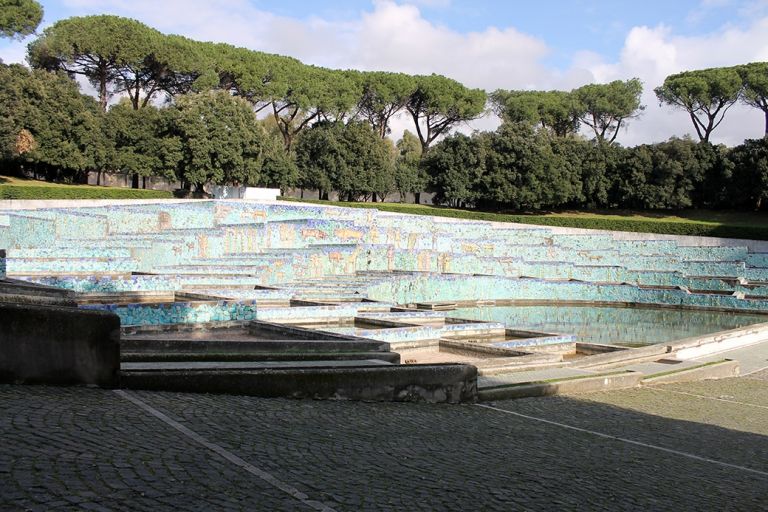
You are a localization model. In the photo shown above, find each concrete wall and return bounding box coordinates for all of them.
[282,189,437,205]
[0,303,121,387]
[87,171,182,192]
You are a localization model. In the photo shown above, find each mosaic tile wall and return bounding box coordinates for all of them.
[4,200,768,332]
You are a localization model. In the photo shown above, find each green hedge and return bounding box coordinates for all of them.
[279,197,768,241]
[0,185,173,200]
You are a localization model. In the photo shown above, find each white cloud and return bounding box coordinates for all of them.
[351,1,551,90]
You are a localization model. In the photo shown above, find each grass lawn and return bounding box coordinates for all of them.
[0,175,172,199]
[279,197,768,240]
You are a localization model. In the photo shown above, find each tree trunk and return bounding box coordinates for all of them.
[415,192,421,204]
[131,174,139,189]
[764,110,768,137]
[99,78,108,112]
[97,60,109,112]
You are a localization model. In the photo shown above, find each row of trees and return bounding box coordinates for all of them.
[490,79,645,145]
[0,62,425,197]
[0,63,295,190]
[35,14,768,152]
[424,125,768,211]
[4,58,768,209]
[491,63,768,146]
[3,9,768,210]
[25,15,486,154]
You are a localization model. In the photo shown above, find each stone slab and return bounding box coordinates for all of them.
[478,371,643,401]
[643,359,740,385]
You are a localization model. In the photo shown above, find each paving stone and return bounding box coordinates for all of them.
[3,382,768,511]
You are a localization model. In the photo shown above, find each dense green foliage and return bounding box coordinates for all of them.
[406,74,487,153]
[728,138,768,210]
[0,63,106,182]
[294,121,394,201]
[357,72,415,138]
[0,0,42,39]
[171,91,268,190]
[424,123,762,211]
[104,102,181,183]
[393,131,427,200]
[573,79,644,145]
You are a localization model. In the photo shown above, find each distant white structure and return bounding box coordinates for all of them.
[243,187,281,201]
[209,186,281,201]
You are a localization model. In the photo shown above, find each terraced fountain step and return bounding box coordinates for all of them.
[121,337,390,352]
[121,360,394,371]
[121,351,401,363]
[119,362,477,402]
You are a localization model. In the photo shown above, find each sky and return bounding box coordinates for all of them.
[2,0,768,146]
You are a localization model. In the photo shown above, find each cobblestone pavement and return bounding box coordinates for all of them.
[2,381,768,511]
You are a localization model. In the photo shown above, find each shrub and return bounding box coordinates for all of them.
[0,185,172,200]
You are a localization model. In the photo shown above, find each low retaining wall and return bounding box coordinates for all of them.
[0,303,120,387]
[121,363,477,403]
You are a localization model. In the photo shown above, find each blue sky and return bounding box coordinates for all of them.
[2,0,767,145]
[27,0,756,67]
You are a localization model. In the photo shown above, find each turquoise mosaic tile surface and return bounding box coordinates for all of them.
[4,200,768,340]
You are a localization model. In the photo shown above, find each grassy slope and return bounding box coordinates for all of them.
[0,175,172,199]
[279,197,768,241]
